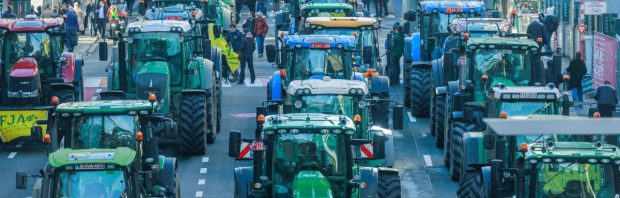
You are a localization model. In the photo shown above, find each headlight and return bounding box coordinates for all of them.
[614,160,620,165]
[601,158,611,163]
[139,110,149,115]
[303,89,311,95]
[128,111,137,115]
[345,130,355,135]
[555,158,565,163]
[290,129,300,134]
[7,91,20,97]
[263,130,275,135]
[320,129,330,134]
[588,159,598,164]
[332,129,342,134]
[542,158,552,163]
[277,129,287,134]
[528,159,538,164]
[358,101,367,109]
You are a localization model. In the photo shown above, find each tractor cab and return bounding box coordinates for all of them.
[0,16,83,105]
[450,18,511,39]
[151,0,234,27]
[304,17,381,73]
[458,117,620,198]
[300,3,354,18]
[229,113,400,197]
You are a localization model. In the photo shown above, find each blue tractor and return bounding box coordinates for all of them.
[402,0,486,117]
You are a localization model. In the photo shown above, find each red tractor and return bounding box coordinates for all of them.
[0,15,84,144]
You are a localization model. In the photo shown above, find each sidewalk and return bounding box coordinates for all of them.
[74,35,99,58]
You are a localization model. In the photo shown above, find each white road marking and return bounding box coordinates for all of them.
[202,157,209,163]
[8,152,17,159]
[84,77,105,88]
[222,80,232,87]
[423,155,433,167]
[198,179,206,185]
[195,191,204,197]
[407,111,417,123]
[15,142,25,148]
[244,79,265,87]
[200,168,208,174]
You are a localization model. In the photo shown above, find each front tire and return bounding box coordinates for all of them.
[378,171,401,198]
[434,94,446,148]
[457,171,484,198]
[179,95,208,155]
[206,89,217,144]
[450,121,476,181]
[409,67,431,117]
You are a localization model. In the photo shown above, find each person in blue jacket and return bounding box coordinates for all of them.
[64,7,79,52]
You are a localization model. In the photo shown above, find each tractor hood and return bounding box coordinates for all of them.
[292,170,333,198]
[10,57,39,78]
[135,61,170,115]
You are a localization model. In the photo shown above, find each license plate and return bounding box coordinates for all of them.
[76,164,106,170]
[520,93,537,99]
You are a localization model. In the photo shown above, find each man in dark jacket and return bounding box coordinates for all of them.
[65,7,79,52]
[96,0,108,37]
[526,19,544,48]
[594,81,618,117]
[1,6,18,18]
[238,32,256,84]
[388,25,404,86]
[567,52,587,102]
[226,24,244,53]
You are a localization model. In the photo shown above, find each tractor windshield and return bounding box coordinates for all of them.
[471,48,533,88]
[272,133,347,197]
[294,95,358,117]
[4,32,60,75]
[500,101,557,116]
[531,162,617,198]
[57,169,128,198]
[130,33,183,85]
[69,115,139,149]
[291,48,349,80]
[313,28,377,69]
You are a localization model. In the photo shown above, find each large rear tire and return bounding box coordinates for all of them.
[430,93,436,137]
[451,121,477,181]
[179,95,207,155]
[434,94,446,148]
[370,97,390,128]
[378,171,401,198]
[409,67,431,117]
[206,89,217,144]
[457,171,484,198]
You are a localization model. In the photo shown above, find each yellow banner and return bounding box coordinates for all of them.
[209,23,240,72]
[0,110,48,142]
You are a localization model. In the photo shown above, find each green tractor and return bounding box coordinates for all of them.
[433,37,555,181]
[16,147,179,197]
[273,78,404,167]
[228,113,401,197]
[457,117,620,198]
[151,0,235,28]
[100,19,218,155]
[273,0,356,35]
[401,0,486,117]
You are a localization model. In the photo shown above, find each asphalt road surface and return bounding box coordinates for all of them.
[2,4,463,198]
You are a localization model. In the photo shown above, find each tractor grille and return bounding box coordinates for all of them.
[8,75,39,92]
[136,73,168,101]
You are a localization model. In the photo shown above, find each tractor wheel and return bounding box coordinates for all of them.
[430,94,436,137]
[378,171,401,198]
[51,89,75,104]
[457,171,484,198]
[206,90,217,144]
[409,67,431,117]
[451,121,477,181]
[434,94,446,148]
[179,94,207,155]
[371,98,390,128]
[162,158,180,198]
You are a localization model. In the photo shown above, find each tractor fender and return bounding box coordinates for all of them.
[233,166,253,198]
[431,58,444,88]
[202,58,215,90]
[352,72,365,82]
[60,52,76,83]
[359,167,379,197]
[368,76,390,95]
[369,126,395,167]
[409,32,421,62]
[410,61,432,69]
[181,90,208,97]
[50,83,75,93]
[271,71,283,100]
[462,132,486,172]
[480,166,492,198]
[447,81,459,95]
[435,86,447,95]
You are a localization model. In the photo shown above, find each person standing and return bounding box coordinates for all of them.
[41,4,54,18]
[96,1,108,37]
[86,0,96,36]
[242,12,255,35]
[254,12,268,58]
[64,7,79,52]
[526,18,544,48]
[363,0,370,13]
[2,6,18,18]
[226,24,244,81]
[74,2,85,35]
[238,32,256,84]
[567,52,587,102]
[594,81,618,117]
[373,0,381,17]
[380,0,388,17]
[388,25,404,86]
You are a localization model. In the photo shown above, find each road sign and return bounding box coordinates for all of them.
[584,0,606,15]
[576,24,588,35]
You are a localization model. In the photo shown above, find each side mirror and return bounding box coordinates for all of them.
[266,44,277,63]
[404,11,416,21]
[372,133,387,159]
[228,131,242,158]
[30,126,43,143]
[362,46,373,64]
[16,172,27,189]
[392,105,404,130]
[483,132,496,149]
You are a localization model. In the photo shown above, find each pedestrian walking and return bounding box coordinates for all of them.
[96,0,108,37]
[2,6,18,18]
[254,12,268,58]
[567,52,587,102]
[41,4,54,18]
[64,6,79,52]
[526,18,544,48]
[126,0,134,15]
[36,6,42,16]
[594,81,618,117]
[238,32,256,84]
[373,0,381,17]
[388,25,404,86]
[86,0,97,36]
[380,0,388,17]
[74,2,85,35]
[363,0,371,13]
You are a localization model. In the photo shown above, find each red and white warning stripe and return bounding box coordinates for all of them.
[360,142,374,159]
[238,142,252,159]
